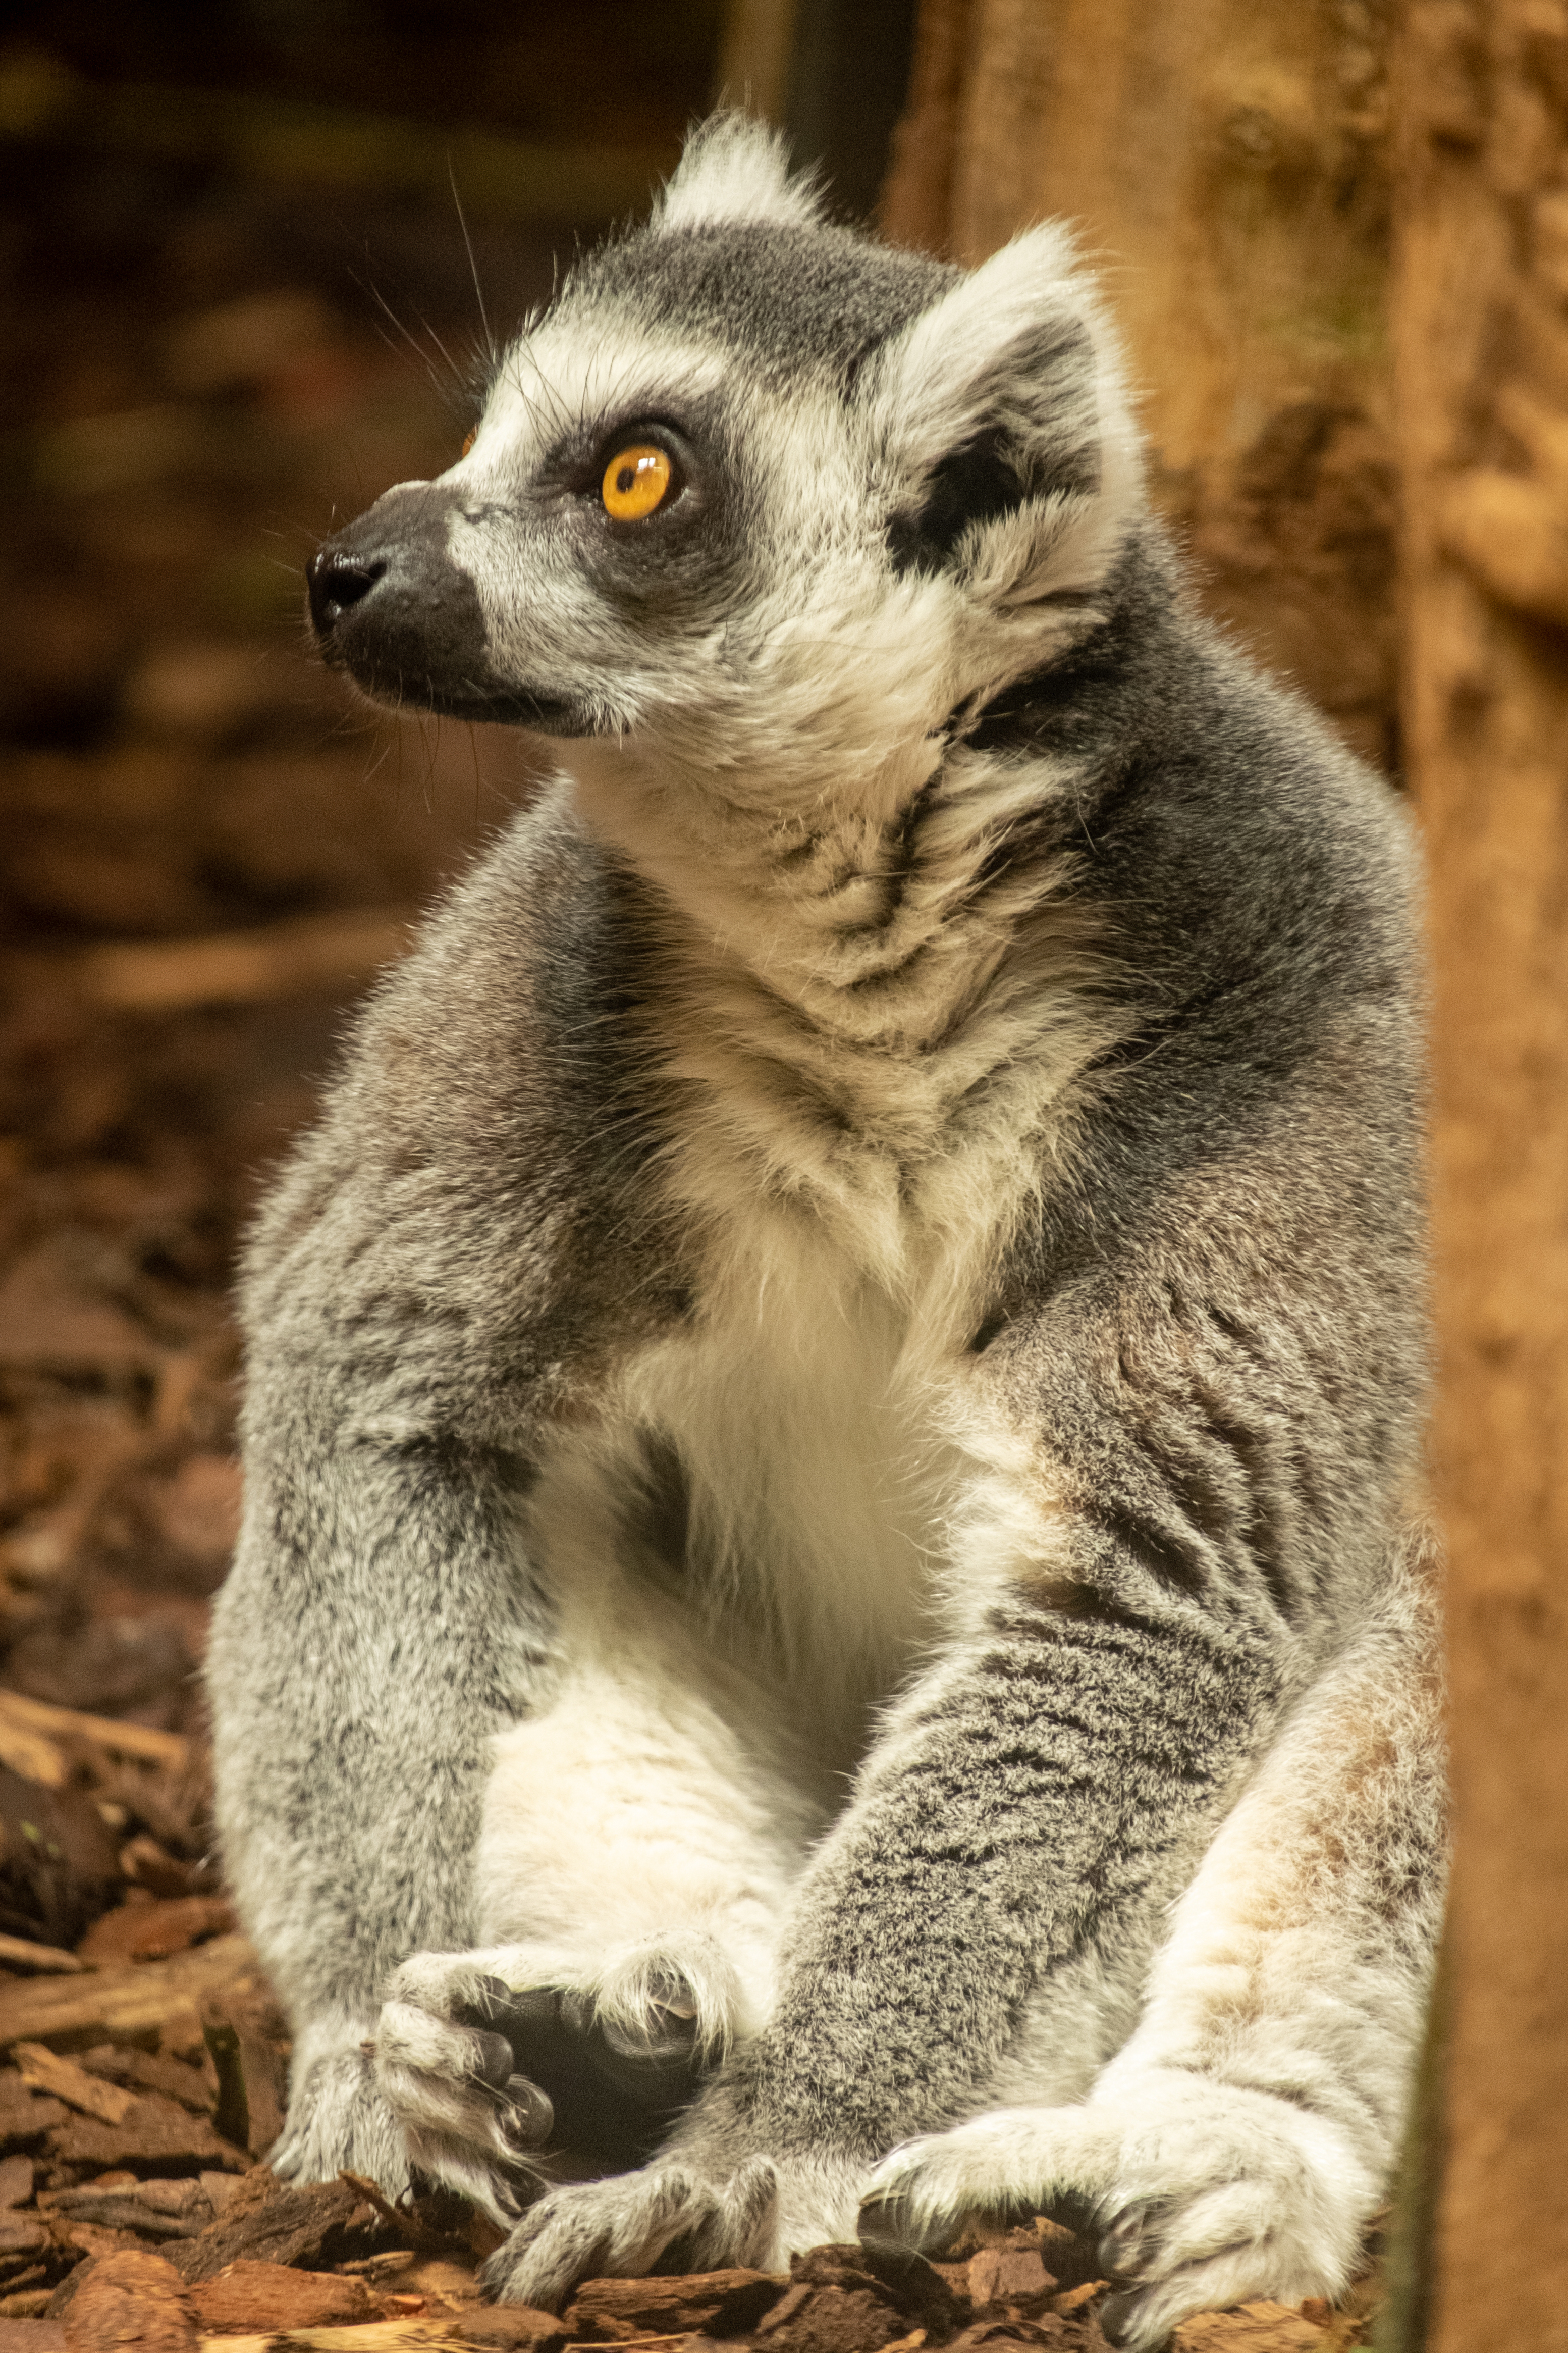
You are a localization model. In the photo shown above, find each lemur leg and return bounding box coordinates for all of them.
[374,1585,820,2218]
[861,1576,1444,2350]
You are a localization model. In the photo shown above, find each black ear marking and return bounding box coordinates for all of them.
[885,315,1102,578]
[888,427,1026,576]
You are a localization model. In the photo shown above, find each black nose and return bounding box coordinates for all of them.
[306,548,385,638]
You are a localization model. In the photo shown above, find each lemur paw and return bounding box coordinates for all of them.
[858,2075,1373,2353]
[373,1941,726,2224]
[482,2156,779,2311]
[271,2042,409,2195]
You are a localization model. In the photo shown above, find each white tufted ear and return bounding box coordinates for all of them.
[656,112,826,234]
[862,224,1146,610]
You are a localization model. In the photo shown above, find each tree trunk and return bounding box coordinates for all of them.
[1395,2,1568,2343]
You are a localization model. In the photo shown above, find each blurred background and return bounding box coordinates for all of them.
[0,4,1560,2340]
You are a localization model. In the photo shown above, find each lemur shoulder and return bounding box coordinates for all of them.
[208,117,1443,2352]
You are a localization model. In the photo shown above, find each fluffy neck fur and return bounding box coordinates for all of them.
[563,722,1126,1310]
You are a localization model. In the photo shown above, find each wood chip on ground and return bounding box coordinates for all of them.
[13,2050,135,2128]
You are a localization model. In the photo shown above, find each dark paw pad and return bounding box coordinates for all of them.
[455,1976,710,2162]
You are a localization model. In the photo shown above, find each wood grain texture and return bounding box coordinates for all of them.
[0,1938,258,2055]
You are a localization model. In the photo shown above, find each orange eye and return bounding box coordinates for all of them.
[461,429,477,457]
[602,443,673,520]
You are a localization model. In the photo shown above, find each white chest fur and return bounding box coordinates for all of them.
[512,745,1124,1760]
[524,1217,961,1771]
[484,1224,967,1994]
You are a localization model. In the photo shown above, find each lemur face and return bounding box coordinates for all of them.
[306,119,1142,796]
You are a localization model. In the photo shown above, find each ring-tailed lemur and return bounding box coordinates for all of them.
[208,117,1443,2350]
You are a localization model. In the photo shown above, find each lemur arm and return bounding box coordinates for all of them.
[208,804,678,2186]
[701,1566,1277,2174]
[210,1408,543,2182]
[716,1075,1421,2149]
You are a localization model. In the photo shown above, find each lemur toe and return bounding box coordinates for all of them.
[1097,2290,1148,2348]
[1098,2197,1162,2277]
[856,2190,950,2258]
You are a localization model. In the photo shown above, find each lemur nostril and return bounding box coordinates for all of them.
[306,548,386,637]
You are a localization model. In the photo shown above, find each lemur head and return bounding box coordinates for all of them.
[307,116,1144,816]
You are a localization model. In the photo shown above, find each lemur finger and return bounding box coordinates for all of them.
[503,2074,555,2146]
[381,2064,553,2159]
[376,1998,517,2093]
[482,2167,715,2312]
[456,1976,705,2135]
[857,2188,951,2258]
[465,1976,574,2034]
[469,2030,519,2091]
[457,1980,589,2067]
[399,2123,531,2233]
[464,1970,699,2065]
[374,1998,556,2213]
[599,2000,700,2065]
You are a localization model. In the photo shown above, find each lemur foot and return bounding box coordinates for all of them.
[482,2157,779,2311]
[373,1941,727,2223]
[857,2073,1373,2353]
[271,2042,409,2196]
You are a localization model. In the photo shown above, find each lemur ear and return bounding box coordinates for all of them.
[864,226,1144,604]
[657,113,825,234]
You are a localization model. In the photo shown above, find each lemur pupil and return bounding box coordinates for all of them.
[617,467,635,492]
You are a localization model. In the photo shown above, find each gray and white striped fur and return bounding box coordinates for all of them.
[207,116,1443,2350]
